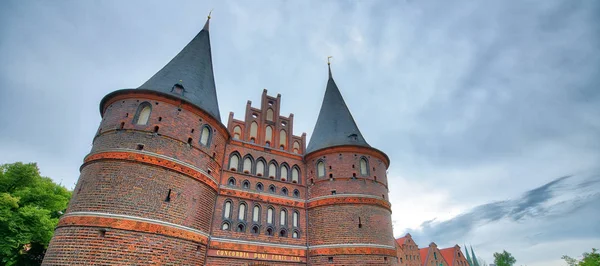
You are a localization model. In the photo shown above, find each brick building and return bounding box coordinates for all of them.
[42,16,398,266]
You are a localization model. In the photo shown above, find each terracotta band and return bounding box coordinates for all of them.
[209,238,306,257]
[58,213,209,245]
[309,246,397,256]
[307,196,391,211]
[83,150,218,190]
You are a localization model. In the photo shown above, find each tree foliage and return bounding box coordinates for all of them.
[493,250,516,266]
[0,162,71,266]
[562,248,600,266]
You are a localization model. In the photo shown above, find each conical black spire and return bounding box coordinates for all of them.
[306,62,370,153]
[138,15,221,121]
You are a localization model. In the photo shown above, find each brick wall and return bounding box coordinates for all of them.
[43,227,206,265]
[69,160,216,232]
[308,254,395,266]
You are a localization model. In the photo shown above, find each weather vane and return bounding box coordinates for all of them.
[327,56,333,65]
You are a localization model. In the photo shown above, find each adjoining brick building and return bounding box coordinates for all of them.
[41,16,467,266]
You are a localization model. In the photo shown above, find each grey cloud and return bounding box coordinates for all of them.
[407,172,600,249]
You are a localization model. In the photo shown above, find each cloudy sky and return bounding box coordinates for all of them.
[1,0,599,265]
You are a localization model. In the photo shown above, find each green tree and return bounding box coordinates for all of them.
[0,162,71,266]
[494,250,516,266]
[562,248,600,266]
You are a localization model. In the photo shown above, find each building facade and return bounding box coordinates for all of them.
[42,16,398,266]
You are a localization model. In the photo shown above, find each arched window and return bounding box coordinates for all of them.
[233,126,242,139]
[292,230,299,238]
[242,180,250,189]
[267,207,274,224]
[227,177,236,186]
[265,126,273,144]
[135,102,152,125]
[243,157,252,174]
[279,130,287,149]
[223,201,232,219]
[266,227,274,236]
[291,167,299,183]
[236,223,245,232]
[360,158,368,176]
[317,161,325,177]
[256,160,265,177]
[281,187,288,196]
[269,185,276,194]
[293,189,300,198]
[229,154,239,171]
[266,109,274,121]
[280,165,288,181]
[280,209,287,226]
[279,229,287,237]
[253,205,260,223]
[238,203,246,221]
[250,122,258,141]
[293,141,300,154]
[256,183,264,191]
[200,125,211,146]
[221,222,230,230]
[251,225,259,234]
[268,162,277,179]
[293,211,299,227]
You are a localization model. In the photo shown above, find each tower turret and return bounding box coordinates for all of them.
[306,60,396,265]
[43,15,226,265]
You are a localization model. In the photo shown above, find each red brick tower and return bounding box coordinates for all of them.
[42,17,225,265]
[305,62,396,265]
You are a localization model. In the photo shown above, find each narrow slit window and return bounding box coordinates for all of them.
[165,189,171,202]
[360,158,368,176]
[250,122,258,140]
[253,205,260,222]
[267,208,274,224]
[317,161,325,177]
[293,211,299,227]
[136,103,151,125]
[229,154,239,171]
[280,209,287,226]
[238,203,246,221]
[268,162,277,179]
[291,168,299,183]
[265,126,273,144]
[256,160,265,176]
[200,125,211,146]
[280,165,288,181]
[243,157,252,173]
[279,129,287,149]
[224,201,232,219]
[233,126,242,139]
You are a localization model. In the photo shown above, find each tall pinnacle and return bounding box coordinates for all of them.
[138,12,221,121]
[471,246,480,266]
[465,244,473,266]
[306,58,370,154]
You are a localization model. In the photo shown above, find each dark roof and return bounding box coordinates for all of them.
[138,18,221,122]
[306,65,370,153]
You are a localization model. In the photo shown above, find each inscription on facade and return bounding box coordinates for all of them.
[209,249,304,262]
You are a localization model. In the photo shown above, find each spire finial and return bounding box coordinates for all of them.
[327,56,333,78]
[203,9,213,31]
